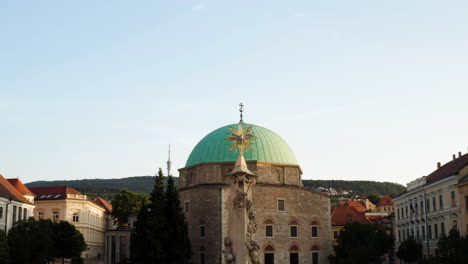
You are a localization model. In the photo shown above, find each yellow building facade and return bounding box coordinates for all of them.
[29,186,111,260]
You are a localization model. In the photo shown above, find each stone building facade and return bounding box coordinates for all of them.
[179,123,332,264]
[394,152,468,257]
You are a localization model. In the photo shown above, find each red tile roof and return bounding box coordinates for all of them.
[93,197,112,212]
[379,196,394,206]
[426,153,468,183]
[7,178,34,196]
[0,174,33,204]
[338,200,367,213]
[29,186,82,200]
[331,206,372,226]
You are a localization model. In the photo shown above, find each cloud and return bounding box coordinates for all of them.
[287,8,305,18]
[192,3,206,11]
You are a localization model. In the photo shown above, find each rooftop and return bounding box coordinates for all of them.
[7,178,34,196]
[426,153,468,183]
[0,174,33,204]
[29,186,83,200]
[93,197,113,212]
[185,123,298,168]
[331,206,372,226]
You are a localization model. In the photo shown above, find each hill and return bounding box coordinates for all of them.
[26,177,405,201]
[26,176,177,201]
[302,179,405,197]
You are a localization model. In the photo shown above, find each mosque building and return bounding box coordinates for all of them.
[178,108,332,264]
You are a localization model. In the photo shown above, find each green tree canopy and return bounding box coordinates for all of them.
[52,221,87,261]
[436,228,468,263]
[131,168,191,264]
[7,218,55,264]
[367,193,381,206]
[0,229,10,264]
[111,188,149,228]
[330,222,394,264]
[396,237,422,263]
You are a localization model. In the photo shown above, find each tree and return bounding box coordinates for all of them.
[397,237,422,263]
[368,193,381,206]
[329,222,393,264]
[0,229,9,264]
[436,228,468,264]
[131,169,191,264]
[7,218,55,264]
[111,188,148,228]
[132,168,168,264]
[164,175,191,264]
[52,221,87,262]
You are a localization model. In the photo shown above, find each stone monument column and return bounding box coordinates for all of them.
[223,120,260,264]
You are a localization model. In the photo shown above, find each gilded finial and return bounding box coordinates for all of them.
[225,122,255,156]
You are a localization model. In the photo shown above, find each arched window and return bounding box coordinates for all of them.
[73,212,79,222]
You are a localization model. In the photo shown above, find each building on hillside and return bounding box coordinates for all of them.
[28,186,112,260]
[0,175,35,232]
[376,196,394,214]
[394,152,468,257]
[179,120,332,264]
[330,206,372,241]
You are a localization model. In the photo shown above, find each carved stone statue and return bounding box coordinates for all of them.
[233,190,247,208]
[245,240,261,264]
[223,237,236,264]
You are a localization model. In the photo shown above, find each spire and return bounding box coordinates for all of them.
[239,102,244,122]
[167,144,172,176]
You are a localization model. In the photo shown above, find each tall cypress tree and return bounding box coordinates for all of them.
[132,168,168,264]
[164,175,191,263]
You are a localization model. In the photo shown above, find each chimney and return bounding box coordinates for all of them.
[453,154,456,160]
[437,162,441,169]
[459,152,462,158]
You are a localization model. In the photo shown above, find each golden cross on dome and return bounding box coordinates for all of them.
[225,122,255,156]
[239,102,244,122]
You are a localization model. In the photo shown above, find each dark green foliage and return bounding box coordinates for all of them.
[435,228,468,264]
[303,179,405,197]
[7,218,55,264]
[396,237,422,262]
[26,176,177,200]
[329,222,394,264]
[368,193,381,205]
[52,221,87,260]
[27,177,404,199]
[7,218,86,264]
[111,188,149,228]
[131,169,191,264]
[0,229,10,264]
[164,175,191,263]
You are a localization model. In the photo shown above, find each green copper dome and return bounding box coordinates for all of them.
[185,123,298,167]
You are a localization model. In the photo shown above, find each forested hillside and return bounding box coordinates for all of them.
[26,177,405,201]
[302,179,405,197]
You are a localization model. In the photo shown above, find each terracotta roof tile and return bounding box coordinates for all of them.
[7,178,34,196]
[426,153,468,183]
[338,200,368,213]
[379,196,394,206]
[331,206,372,226]
[0,174,33,204]
[29,186,82,200]
[93,197,112,212]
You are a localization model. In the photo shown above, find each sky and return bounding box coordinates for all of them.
[1,0,467,186]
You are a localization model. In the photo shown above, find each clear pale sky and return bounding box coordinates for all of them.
[1,1,467,186]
